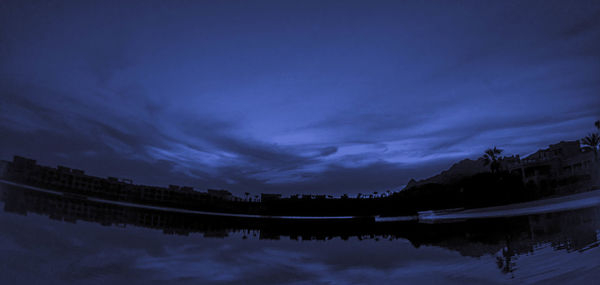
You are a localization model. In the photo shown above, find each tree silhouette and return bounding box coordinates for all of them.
[595,120,600,130]
[481,147,504,173]
[581,133,599,161]
[244,192,250,201]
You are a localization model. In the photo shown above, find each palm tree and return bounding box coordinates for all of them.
[481,147,504,174]
[581,133,599,161]
[595,120,600,130]
[244,192,250,201]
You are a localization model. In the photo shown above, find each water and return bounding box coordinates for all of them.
[1,184,599,284]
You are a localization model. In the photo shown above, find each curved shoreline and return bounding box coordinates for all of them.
[418,188,600,222]
[3,179,599,222]
[0,179,362,220]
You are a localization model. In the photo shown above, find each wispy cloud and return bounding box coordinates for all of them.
[1,0,599,195]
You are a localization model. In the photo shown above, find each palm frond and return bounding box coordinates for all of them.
[482,147,504,172]
[581,133,600,148]
[492,147,503,155]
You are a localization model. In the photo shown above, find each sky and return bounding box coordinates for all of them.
[1,0,599,196]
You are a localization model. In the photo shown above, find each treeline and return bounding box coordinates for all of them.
[259,170,578,217]
[385,172,534,215]
[261,172,537,216]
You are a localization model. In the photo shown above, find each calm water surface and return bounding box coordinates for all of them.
[1,184,599,285]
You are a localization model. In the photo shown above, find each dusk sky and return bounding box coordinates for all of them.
[1,0,599,196]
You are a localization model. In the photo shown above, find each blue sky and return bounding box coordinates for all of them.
[1,0,599,195]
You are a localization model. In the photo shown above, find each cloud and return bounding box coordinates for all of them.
[1,1,599,196]
[319,146,338,157]
[561,11,600,38]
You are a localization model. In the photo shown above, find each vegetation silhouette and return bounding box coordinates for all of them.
[581,133,599,161]
[581,120,600,161]
[480,147,504,174]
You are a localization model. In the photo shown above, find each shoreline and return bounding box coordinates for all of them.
[418,188,600,222]
[0,179,364,221]
[3,179,599,223]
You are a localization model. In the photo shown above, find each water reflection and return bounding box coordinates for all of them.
[1,183,599,284]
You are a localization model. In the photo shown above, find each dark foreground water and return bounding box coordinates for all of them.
[1,184,599,285]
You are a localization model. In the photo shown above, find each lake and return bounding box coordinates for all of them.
[1,184,599,285]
